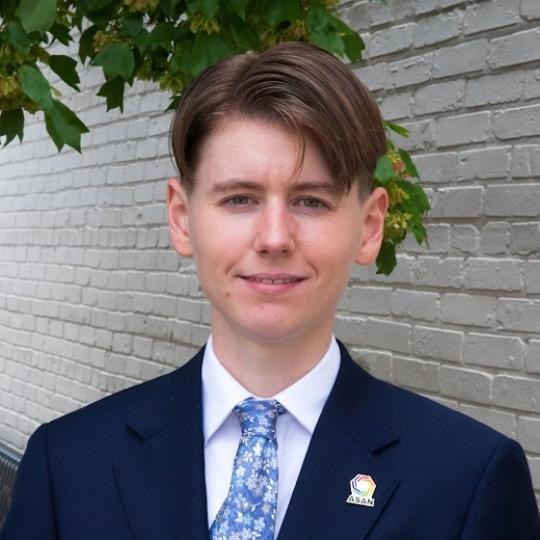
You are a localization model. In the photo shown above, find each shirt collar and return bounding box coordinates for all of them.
[202,335,340,445]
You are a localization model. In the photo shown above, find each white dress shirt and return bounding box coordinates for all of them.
[202,334,340,536]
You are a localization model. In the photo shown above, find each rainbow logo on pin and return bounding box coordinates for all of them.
[346,474,376,507]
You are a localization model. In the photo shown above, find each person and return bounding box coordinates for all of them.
[2,41,539,540]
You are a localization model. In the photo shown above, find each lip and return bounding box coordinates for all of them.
[240,273,306,294]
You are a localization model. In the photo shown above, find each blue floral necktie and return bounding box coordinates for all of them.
[210,398,287,540]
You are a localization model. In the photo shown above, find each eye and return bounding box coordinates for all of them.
[295,197,331,210]
[223,195,253,206]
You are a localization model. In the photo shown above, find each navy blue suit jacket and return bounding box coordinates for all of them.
[2,343,539,539]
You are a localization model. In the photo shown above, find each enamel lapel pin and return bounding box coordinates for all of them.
[346,474,376,508]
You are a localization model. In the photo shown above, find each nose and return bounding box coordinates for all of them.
[253,204,296,255]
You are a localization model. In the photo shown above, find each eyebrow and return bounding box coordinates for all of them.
[207,178,342,196]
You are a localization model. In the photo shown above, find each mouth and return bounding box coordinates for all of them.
[240,273,306,292]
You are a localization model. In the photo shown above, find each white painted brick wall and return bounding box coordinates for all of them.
[0,0,539,505]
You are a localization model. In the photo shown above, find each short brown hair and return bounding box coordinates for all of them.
[170,41,386,196]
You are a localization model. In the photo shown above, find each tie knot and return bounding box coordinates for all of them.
[233,398,286,440]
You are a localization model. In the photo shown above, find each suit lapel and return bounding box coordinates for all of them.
[278,343,401,540]
[114,350,209,540]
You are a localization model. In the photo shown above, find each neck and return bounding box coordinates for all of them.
[211,321,334,397]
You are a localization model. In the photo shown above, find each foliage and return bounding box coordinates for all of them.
[0,0,429,274]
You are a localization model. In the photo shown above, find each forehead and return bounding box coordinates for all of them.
[194,116,341,190]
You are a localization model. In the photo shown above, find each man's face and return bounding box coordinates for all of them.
[168,117,387,347]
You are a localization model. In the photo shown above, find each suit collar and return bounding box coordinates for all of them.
[114,348,209,540]
[278,342,401,540]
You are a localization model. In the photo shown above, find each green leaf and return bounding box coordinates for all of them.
[121,13,143,38]
[49,23,72,45]
[79,25,98,62]
[16,0,56,33]
[6,21,31,54]
[343,31,364,63]
[134,29,151,54]
[261,0,300,29]
[409,216,427,245]
[373,154,395,185]
[398,149,419,178]
[187,0,219,18]
[18,64,54,109]
[92,43,135,80]
[0,109,24,146]
[191,33,232,76]
[78,0,116,14]
[44,99,89,152]
[376,241,396,275]
[385,121,409,137]
[166,95,182,112]
[97,76,125,111]
[308,29,345,57]
[170,41,193,75]
[305,6,331,33]
[147,23,178,52]
[224,0,249,20]
[49,55,80,91]
[400,181,431,214]
[227,14,259,50]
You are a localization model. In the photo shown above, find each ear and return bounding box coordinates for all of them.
[355,186,389,266]
[167,177,193,257]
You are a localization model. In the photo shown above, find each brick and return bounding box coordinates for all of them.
[517,417,540,453]
[351,347,393,382]
[521,0,540,20]
[368,23,414,58]
[524,69,540,99]
[391,289,439,321]
[481,222,509,255]
[394,356,439,392]
[484,184,540,217]
[430,187,483,218]
[440,366,492,404]
[465,258,523,292]
[414,0,439,15]
[524,261,540,294]
[350,286,392,315]
[530,146,540,176]
[511,145,533,178]
[413,325,463,363]
[441,294,497,327]
[493,105,540,139]
[413,10,463,47]
[379,92,412,121]
[465,72,524,108]
[488,28,540,69]
[364,318,411,354]
[525,340,540,374]
[459,404,515,437]
[496,299,540,333]
[411,256,464,288]
[369,0,393,26]
[433,39,488,78]
[414,152,458,184]
[464,0,520,34]
[464,332,524,370]
[457,147,510,180]
[354,63,387,91]
[450,225,479,254]
[510,223,540,255]
[390,120,436,151]
[413,81,464,115]
[494,376,540,412]
[387,54,433,89]
[437,112,491,147]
